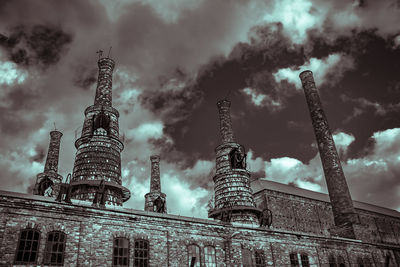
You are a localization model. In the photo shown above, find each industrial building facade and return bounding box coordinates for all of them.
[0,56,399,266]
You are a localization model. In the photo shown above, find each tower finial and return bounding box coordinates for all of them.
[224,90,231,101]
[53,122,57,131]
[96,49,103,59]
[107,46,112,58]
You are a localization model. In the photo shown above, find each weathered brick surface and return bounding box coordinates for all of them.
[299,70,358,238]
[1,192,399,267]
[254,188,400,248]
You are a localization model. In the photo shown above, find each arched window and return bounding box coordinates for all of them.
[113,237,129,266]
[188,244,201,267]
[14,228,40,264]
[255,250,266,267]
[43,231,66,266]
[301,253,310,267]
[363,257,372,267]
[357,257,364,267]
[204,246,216,267]
[134,239,149,267]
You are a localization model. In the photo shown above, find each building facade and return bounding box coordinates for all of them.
[0,58,399,267]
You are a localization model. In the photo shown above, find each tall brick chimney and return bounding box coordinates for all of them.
[209,99,261,225]
[144,155,167,213]
[217,99,235,143]
[33,130,63,196]
[299,70,358,238]
[70,55,131,206]
[94,58,114,107]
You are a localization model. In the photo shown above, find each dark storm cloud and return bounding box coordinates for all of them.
[0,25,72,68]
[30,146,46,163]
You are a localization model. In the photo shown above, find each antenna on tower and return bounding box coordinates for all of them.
[107,46,112,58]
[53,122,57,131]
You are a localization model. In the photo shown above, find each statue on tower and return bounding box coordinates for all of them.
[229,146,246,169]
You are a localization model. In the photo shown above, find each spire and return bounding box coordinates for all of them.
[94,53,115,107]
[299,70,358,238]
[216,99,235,143]
[145,155,167,213]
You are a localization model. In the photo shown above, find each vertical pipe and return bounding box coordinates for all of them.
[299,70,358,235]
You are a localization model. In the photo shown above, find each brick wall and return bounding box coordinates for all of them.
[1,192,399,266]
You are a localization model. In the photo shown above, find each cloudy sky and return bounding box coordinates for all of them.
[0,0,399,218]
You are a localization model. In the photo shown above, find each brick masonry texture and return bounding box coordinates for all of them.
[145,155,167,213]
[0,191,399,266]
[300,71,358,239]
[70,57,130,206]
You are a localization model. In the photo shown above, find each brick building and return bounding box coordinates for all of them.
[0,57,399,266]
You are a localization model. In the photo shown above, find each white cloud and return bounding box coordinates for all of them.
[262,0,327,44]
[127,122,164,141]
[242,87,281,110]
[273,53,354,89]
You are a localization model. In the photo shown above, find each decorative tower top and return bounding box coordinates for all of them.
[299,70,358,239]
[70,52,130,206]
[209,99,261,225]
[217,99,235,143]
[94,57,115,107]
[145,155,167,213]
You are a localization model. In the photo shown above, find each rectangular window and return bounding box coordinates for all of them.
[134,239,149,267]
[15,229,40,264]
[43,231,66,266]
[113,237,129,266]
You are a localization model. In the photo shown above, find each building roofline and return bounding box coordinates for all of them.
[251,179,400,219]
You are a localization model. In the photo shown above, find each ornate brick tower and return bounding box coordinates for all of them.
[70,56,130,206]
[144,155,167,213]
[208,99,261,225]
[300,70,358,238]
[33,130,63,197]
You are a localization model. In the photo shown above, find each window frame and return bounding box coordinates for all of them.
[113,237,130,267]
[133,239,149,267]
[204,245,216,267]
[14,228,41,265]
[187,244,201,267]
[43,231,66,266]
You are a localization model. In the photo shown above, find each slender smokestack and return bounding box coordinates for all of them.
[44,130,63,173]
[217,99,235,143]
[150,155,161,192]
[299,70,358,238]
[144,155,167,213]
[94,57,115,107]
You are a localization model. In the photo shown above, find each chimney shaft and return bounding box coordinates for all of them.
[44,130,63,173]
[94,57,115,107]
[300,70,358,237]
[150,155,161,192]
[217,99,235,143]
